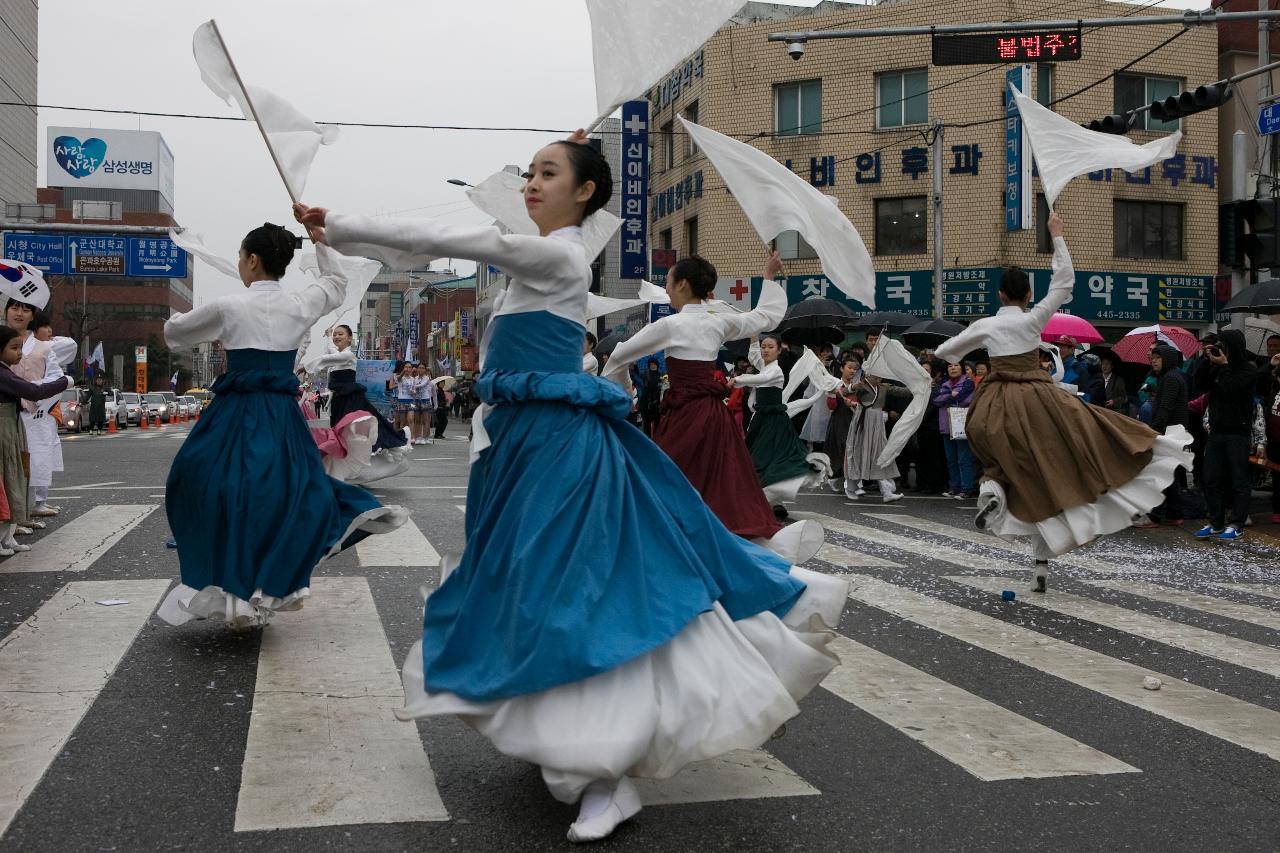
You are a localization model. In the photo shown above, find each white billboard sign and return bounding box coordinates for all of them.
[48,127,175,206]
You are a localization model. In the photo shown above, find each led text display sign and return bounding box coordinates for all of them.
[932,28,1082,66]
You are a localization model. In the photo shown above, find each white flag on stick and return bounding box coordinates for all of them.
[169,228,241,282]
[192,20,339,202]
[89,341,105,369]
[465,169,623,259]
[1011,86,1182,208]
[586,0,742,125]
[680,118,875,308]
[296,250,382,369]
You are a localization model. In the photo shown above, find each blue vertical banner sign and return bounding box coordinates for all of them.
[619,100,650,279]
[407,312,419,361]
[1005,65,1032,231]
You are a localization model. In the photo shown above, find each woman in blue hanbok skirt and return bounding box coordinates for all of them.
[157,224,408,629]
[297,135,847,844]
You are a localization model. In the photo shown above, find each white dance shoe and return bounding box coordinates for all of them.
[2,540,30,553]
[759,518,824,565]
[567,777,641,843]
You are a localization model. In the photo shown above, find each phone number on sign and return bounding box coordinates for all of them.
[1091,310,1143,321]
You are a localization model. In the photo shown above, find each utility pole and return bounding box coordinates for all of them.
[1260,0,1274,304]
[931,120,945,319]
[1231,129,1248,333]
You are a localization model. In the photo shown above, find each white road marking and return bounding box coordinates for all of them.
[1,505,158,574]
[234,576,448,831]
[793,512,1028,575]
[53,481,124,489]
[811,543,902,569]
[356,517,440,568]
[1080,580,1280,633]
[842,573,1280,762]
[862,513,1136,575]
[50,486,165,491]
[950,577,1280,679]
[632,749,817,806]
[0,580,169,836]
[455,505,466,513]
[822,634,1136,780]
[1212,583,1280,602]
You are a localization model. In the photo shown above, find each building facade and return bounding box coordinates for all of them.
[645,0,1221,336]
[0,0,37,208]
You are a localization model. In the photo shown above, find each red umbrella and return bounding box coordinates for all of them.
[1040,313,1104,345]
[1111,324,1202,365]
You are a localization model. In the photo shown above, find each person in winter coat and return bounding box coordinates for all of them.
[1137,344,1189,527]
[1078,353,1106,406]
[1100,351,1129,414]
[86,375,108,435]
[1262,351,1280,525]
[1193,330,1258,541]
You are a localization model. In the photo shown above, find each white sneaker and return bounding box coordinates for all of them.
[0,546,13,557]
[2,540,30,552]
[827,477,844,494]
[567,778,641,843]
[882,492,904,504]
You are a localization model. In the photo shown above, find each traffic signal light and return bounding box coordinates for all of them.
[1084,112,1134,134]
[1149,83,1234,123]
[1240,197,1280,270]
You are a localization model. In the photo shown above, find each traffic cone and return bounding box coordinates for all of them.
[107,417,117,434]
[155,412,162,428]
[139,412,148,430]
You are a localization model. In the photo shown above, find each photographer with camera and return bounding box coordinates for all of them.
[1193,330,1258,541]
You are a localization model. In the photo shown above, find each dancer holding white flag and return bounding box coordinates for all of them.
[157,224,407,628]
[934,214,1190,592]
[602,253,825,564]
[295,131,846,844]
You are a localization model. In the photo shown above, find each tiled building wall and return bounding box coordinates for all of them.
[646,0,1219,316]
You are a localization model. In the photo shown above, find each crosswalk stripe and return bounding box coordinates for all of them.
[0,580,170,836]
[1,505,158,574]
[793,512,1027,574]
[1080,580,1280,633]
[812,543,903,569]
[949,577,1280,679]
[455,505,466,513]
[355,517,440,567]
[1213,583,1280,602]
[633,749,818,805]
[822,634,1136,780]
[234,576,449,832]
[862,513,1134,574]
[841,573,1280,762]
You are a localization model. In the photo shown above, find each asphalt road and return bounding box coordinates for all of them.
[1,419,1279,852]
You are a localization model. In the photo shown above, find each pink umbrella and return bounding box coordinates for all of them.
[1040,313,1105,345]
[1111,324,1202,365]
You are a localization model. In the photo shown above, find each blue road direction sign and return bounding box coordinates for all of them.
[1259,102,1280,136]
[2,231,187,278]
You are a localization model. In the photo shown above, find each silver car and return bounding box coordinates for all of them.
[142,392,171,423]
[120,392,144,426]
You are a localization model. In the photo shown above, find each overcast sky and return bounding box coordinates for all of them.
[35,0,1201,305]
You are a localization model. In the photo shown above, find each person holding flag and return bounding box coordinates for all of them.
[295,130,845,843]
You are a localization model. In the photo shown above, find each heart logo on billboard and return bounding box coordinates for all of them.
[53,135,108,179]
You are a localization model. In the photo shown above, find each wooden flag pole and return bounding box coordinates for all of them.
[207,19,299,207]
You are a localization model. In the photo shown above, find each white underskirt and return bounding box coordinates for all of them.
[762,453,833,505]
[984,424,1192,556]
[156,504,409,629]
[397,565,848,803]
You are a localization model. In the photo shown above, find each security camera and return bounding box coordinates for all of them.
[786,40,805,60]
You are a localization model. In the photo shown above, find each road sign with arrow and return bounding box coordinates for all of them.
[1,231,187,278]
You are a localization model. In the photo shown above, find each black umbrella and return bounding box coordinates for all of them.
[780,326,846,347]
[776,298,857,332]
[594,329,636,356]
[902,318,966,344]
[1225,280,1280,314]
[850,311,920,331]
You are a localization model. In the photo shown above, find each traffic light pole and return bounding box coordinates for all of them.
[1232,129,1248,334]
[932,121,945,319]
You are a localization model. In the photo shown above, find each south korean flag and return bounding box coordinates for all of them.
[0,259,50,309]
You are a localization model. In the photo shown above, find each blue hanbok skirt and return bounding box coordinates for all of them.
[158,349,406,628]
[398,311,847,802]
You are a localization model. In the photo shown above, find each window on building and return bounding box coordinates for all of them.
[1114,200,1183,260]
[659,228,672,250]
[876,70,928,129]
[774,80,822,136]
[685,216,699,256]
[775,230,818,260]
[661,120,674,170]
[1114,73,1182,133]
[1037,66,1054,106]
[684,101,700,156]
[1036,194,1052,254]
[875,197,927,256]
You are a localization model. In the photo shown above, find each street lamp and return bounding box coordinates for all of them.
[446,178,474,188]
